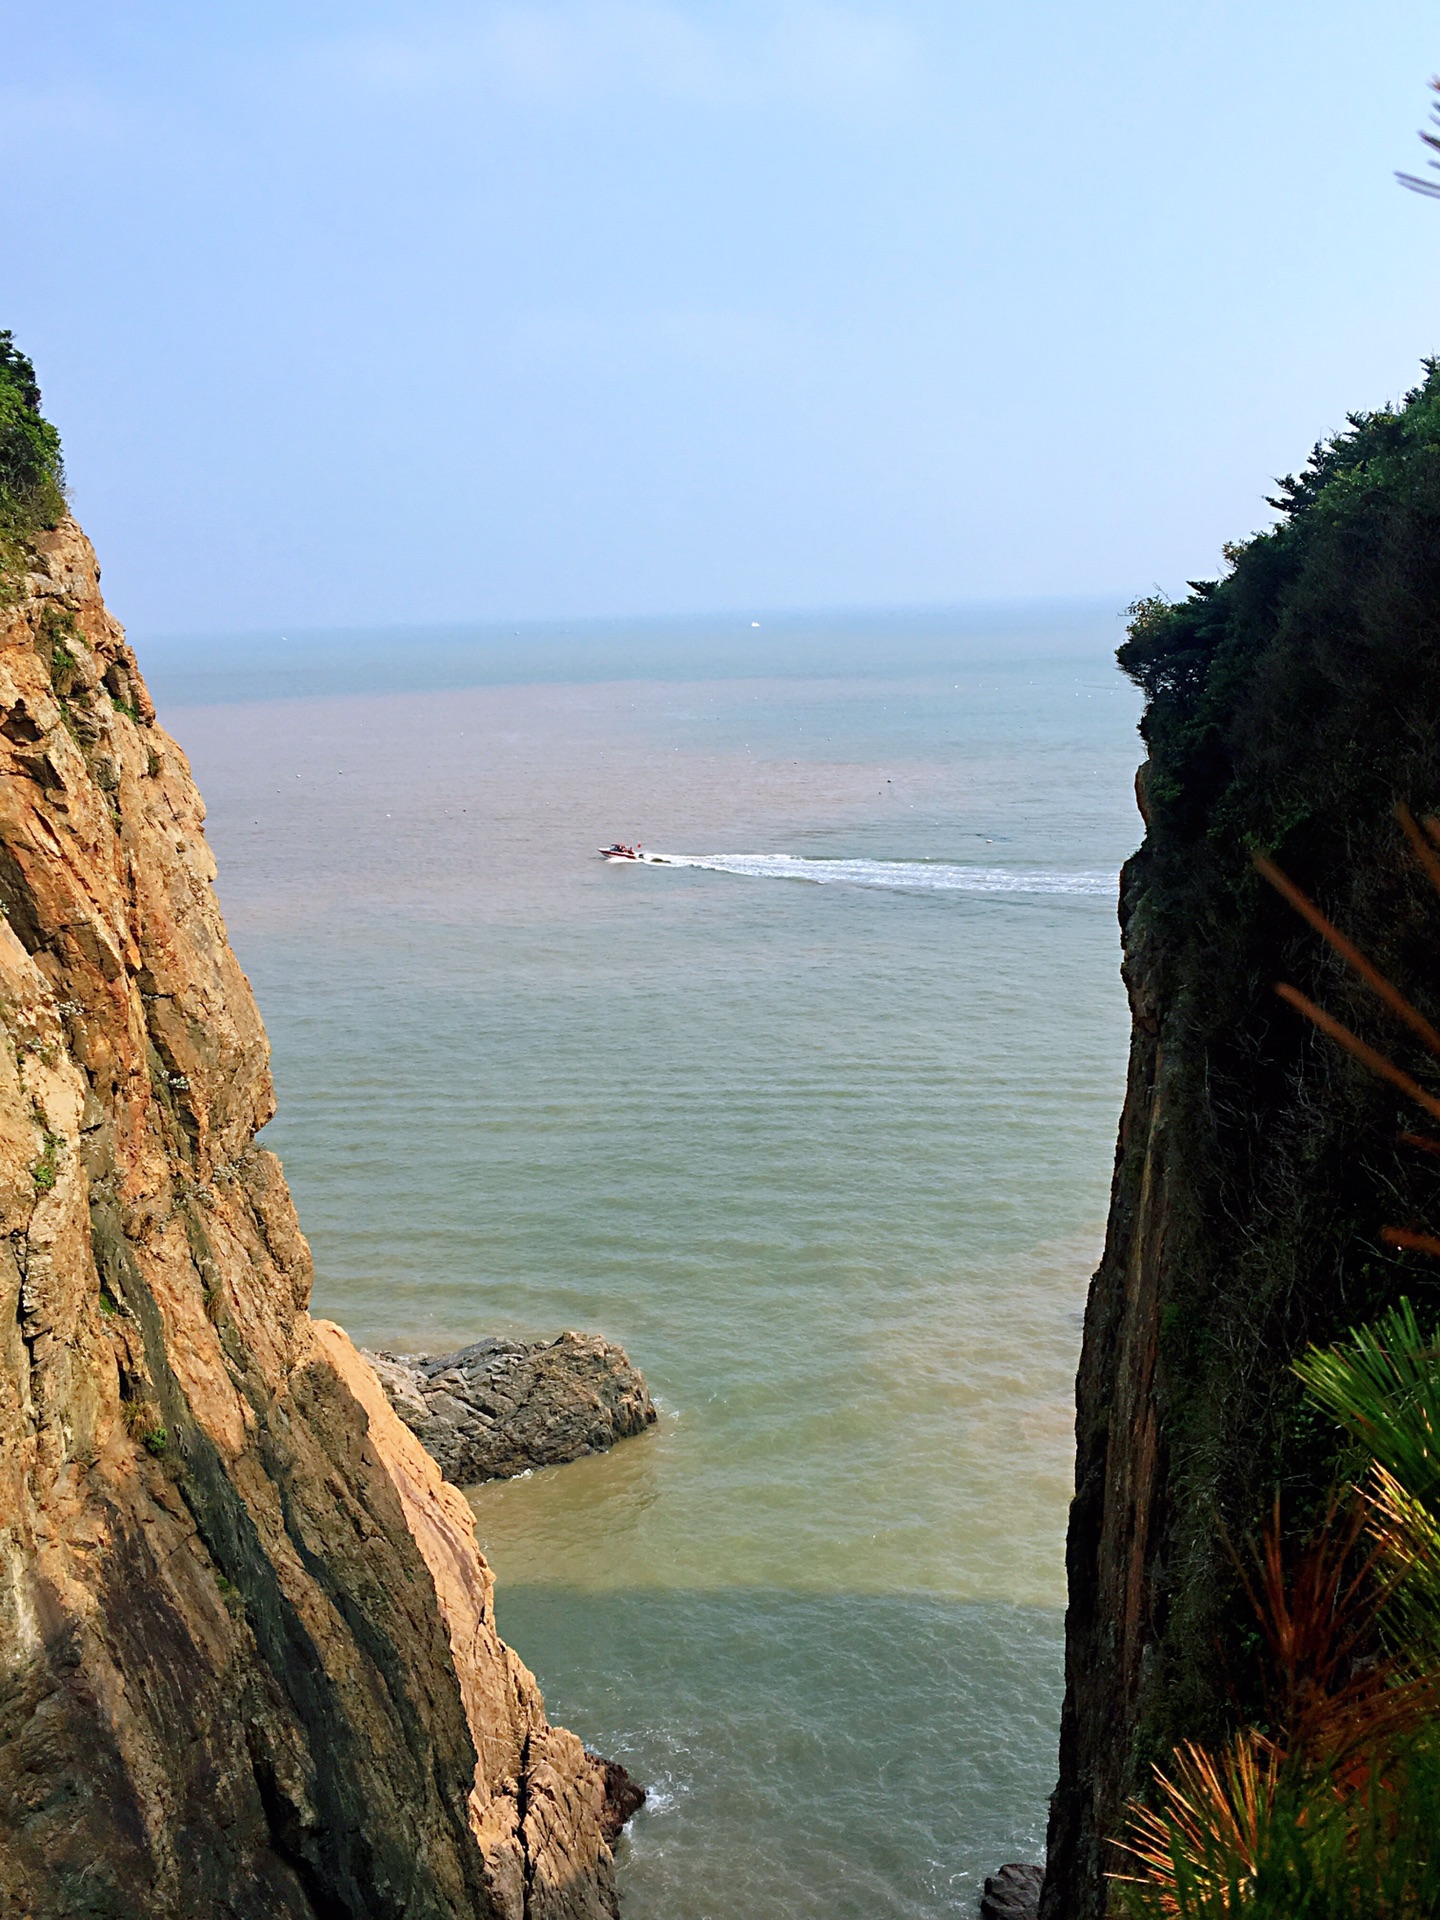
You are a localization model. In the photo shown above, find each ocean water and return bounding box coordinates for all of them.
[155,631,1142,1918]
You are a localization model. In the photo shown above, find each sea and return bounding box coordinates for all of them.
[138,605,1144,1920]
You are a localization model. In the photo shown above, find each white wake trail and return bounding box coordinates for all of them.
[638,853,1115,897]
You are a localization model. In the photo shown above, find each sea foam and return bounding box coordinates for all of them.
[641,853,1115,896]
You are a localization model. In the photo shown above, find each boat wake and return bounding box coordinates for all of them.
[635,853,1115,897]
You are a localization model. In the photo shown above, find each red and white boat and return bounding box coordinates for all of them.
[598,842,647,861]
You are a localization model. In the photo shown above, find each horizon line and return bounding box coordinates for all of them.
[130,590,1135,648]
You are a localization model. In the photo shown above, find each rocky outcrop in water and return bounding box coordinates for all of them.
[0,518,629,1918]
[980,1863,1043,1920]
[365,1333,656,1486]
[1041,370,1440,1918]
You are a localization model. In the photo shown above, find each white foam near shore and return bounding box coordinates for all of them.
[638,853,1116,896]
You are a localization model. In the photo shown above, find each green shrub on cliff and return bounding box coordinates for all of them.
[0,330,66,587]
[1120,363,1440,847]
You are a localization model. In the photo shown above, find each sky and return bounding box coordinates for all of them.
[3,1,1439,635]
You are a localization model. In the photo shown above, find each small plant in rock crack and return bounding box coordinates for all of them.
[122,1397,155,1440]
[30,1129,60,1193]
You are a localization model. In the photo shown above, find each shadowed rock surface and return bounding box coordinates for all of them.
[0,514,630,1918]
[365,1333,656,1486]
[1042,371,1440,1918]
[981,1864,1043,1920]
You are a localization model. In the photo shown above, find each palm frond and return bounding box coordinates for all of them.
[1295,1300,1440,1516]
[1113,1732,1280,1912]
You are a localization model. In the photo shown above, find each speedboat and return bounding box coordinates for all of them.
[599,843,647,861]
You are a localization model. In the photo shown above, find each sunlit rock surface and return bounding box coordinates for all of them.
[0,521,627,1919]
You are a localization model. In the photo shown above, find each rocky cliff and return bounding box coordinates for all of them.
[0,518,627,1919]
[1042,370,1440,1917]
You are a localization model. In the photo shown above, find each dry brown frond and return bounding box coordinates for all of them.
[1234,1493,1432,1779]
[1111,1731,1281,1911]
[1253,852,1440,1056]
[1256,836,1440,1255]
[1271,984,1440,1124]
[1380,1226,1440,1264]
[1395,803,1440,902]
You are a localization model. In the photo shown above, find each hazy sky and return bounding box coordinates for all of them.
[4,1,1439,633]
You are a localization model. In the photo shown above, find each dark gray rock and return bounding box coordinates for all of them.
[592,1755,647,1843]
[364,1329,657,1485]
[981,1864,1044,1920]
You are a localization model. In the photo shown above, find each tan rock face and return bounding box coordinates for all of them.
[0,523,621,1920]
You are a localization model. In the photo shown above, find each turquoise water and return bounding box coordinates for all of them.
[160,646,1141,1916]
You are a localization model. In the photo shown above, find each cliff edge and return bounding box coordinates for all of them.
[0,517,625,1918]
[1043,369,1440,1916]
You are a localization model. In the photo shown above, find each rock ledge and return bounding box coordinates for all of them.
[366,1329,657,1486]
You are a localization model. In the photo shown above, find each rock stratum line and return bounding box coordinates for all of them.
[0,520,626,1919]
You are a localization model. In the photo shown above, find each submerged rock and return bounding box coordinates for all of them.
[981,1863,1044,1920]
[366,1330,657,1485]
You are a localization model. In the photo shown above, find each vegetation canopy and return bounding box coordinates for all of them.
[0,329,66,588]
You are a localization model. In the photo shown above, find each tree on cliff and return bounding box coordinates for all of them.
[0,328,65,585]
